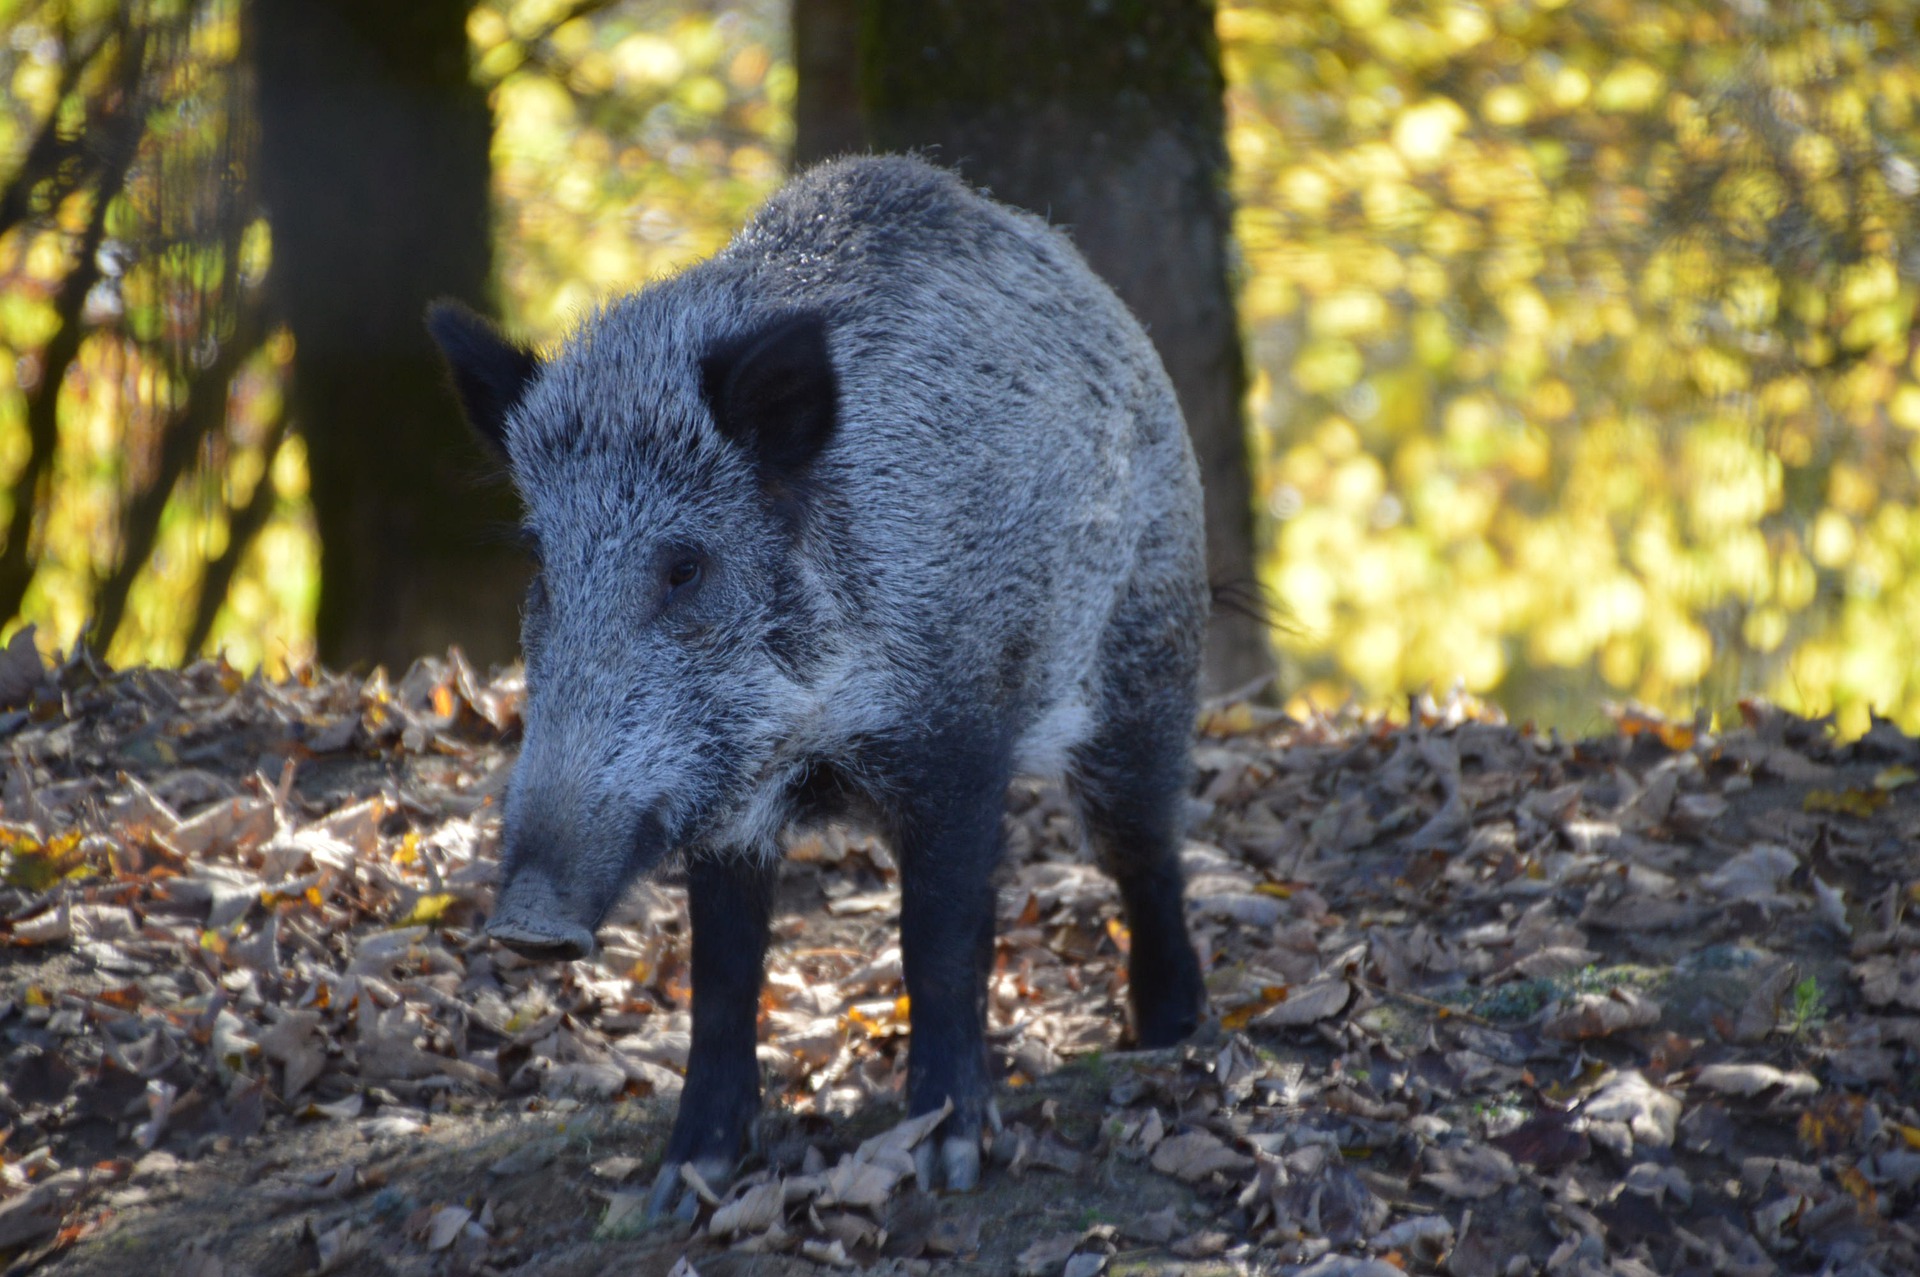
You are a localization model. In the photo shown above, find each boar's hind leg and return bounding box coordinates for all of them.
[887,732,1012,1194]
[648,853,778,1221]
[1068,699,1207,1049]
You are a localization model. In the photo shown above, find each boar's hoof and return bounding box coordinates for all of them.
[647,1155,733,1224]
[484,915,595,961]
[914,1133,982,1194]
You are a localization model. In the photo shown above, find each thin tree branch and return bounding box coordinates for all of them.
[0,15,160,622]
[0,144,138,619]
[474,0,619,85]
[0,23,117,241]
[86,301,268,651]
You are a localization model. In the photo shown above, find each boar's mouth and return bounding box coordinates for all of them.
[485,871,598,961]
[486,916,595,961]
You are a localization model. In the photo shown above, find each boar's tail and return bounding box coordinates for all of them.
[1209,577,1295,636]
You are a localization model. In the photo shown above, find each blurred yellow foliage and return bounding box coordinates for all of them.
[0,0,313,675]
[0,0,787,678]
[5,0,1920,739]
[474,0,789,337]
[1224,0,1920,735]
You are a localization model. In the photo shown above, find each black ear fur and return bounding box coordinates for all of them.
[699,313,838,478]
[426,300,540,460]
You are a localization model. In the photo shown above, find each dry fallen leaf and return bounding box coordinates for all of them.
[708,1179,785,1238]
[1855,954,1920,1010]
[1062,1252,1108,1277]
[1542,986,1662,1040]
[1369,1214,1455,1261]
[1122,1205,1183,1245]
[1421,1142,1517,1199]
[1250,975,1355,1027]
[306,1217,355,1274]
[1701,843,1801,905]
[590,1155,645,1182]
[1171,1230,1232,1259]
[0,1181,68,1249]
[1584,1071,1681,1150]
[424,1204,472,1250]
[1692,1063,1820,1100]
[1149,1130,1254,1183]
[1015,1230,1088,1277]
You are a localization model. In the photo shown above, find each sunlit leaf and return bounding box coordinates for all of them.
[395,893,458,927]
[1803,788,1889,818]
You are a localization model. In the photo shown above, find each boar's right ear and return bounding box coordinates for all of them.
[426,300,540,460]
[699,313,838,479]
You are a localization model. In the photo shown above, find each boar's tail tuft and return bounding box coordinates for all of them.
[1209,577,1293,636]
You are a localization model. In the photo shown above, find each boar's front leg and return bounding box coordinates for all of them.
[888,732,1011,1193]
[648,853,777,1221]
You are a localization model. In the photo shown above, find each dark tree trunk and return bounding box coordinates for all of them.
[253,0,527,670]
[792,0,866,169]
[844,0,1273,695]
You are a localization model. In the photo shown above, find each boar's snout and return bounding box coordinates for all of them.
[485,802,671,962]
[486,870,598,960]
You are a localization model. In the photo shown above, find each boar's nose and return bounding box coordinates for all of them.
[486,871,597,961]
[487,919,594,961]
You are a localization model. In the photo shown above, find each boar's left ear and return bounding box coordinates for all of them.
[426,300,540,460]
[700,313,838,479]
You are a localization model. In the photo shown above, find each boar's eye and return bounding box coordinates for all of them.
[661,552,705,607]
[653,542,708,612]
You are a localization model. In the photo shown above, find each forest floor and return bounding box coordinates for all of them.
[0,643,1917,1277]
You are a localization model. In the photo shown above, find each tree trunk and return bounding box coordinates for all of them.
[253,0,527,670]
[848,0,1273,695]
[792,0,866,169]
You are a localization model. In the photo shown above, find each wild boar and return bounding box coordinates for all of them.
[428,154,1208,1214]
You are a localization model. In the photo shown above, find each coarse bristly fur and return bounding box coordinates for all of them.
[431,153,1209,1210]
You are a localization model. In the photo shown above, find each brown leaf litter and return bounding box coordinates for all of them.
[0,651,1916,1275]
